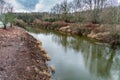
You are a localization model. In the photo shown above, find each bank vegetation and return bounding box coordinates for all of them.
[7,0,120,46]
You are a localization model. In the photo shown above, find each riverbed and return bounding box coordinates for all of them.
[29,29,120,80]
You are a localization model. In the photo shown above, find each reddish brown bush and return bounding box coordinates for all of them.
[33,19,51,28]
[85,23,99,30]
[52,21,68,27]
[14,19,26,28]
[33,20,68,30]
[49,21,68,30]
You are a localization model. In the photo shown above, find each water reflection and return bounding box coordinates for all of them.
[29,29,120,80]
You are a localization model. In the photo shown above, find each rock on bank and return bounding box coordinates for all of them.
[0,27,51,80]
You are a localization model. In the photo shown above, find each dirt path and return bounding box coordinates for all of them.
[0,27,51,80]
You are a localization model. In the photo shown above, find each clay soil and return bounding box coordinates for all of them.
[0,27,50,80]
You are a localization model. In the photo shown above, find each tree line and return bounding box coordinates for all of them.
[51,0,120,24]
[3,0,119,27]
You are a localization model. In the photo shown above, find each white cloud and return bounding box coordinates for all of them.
[34,0,73,12]
[4,0,29,12]
[118,0,120,3]
[4,0,73,12]
[34,0,43,12]
[34,0,55,12]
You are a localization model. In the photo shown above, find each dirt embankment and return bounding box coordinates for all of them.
[0,27,51,80]
[59,23,120,46]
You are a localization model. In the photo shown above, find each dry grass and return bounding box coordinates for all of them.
[14,19,27,28]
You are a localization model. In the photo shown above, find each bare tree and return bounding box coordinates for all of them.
[73,0,83,12]
[0,0,8,29]
[51,3,61,18]
[50,0,119,24]
[7,4,14,27]
[0,0,14,29]
[60,0,71,22]
[83,0,107,23]
[0,0,5,14]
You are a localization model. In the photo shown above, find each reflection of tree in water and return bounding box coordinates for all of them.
[49,32,120,80]
[52,34,68,52]
[29,28,86,52]
[76,40,120,80]
[80,41,118,80]
[52,34,84,52]
[111,49,120,80]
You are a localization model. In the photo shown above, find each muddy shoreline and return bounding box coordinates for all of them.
[0,27,51,80]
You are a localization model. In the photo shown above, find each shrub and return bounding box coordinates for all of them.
[16,14,34,24]
[44,18,62,22]
[33,19,51,29]
[50,21,68,30]
[14,19,26,28]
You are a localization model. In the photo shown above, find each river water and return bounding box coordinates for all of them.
[29,29,120,80]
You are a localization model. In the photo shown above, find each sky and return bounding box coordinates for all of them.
[4,0,72,12]
[4,0,120,13]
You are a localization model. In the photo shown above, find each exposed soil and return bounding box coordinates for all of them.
[0,27,51,80]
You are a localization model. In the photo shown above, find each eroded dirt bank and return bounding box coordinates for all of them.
[0,27,51,80]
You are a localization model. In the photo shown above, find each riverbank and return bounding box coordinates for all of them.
[0,27,51,80]
[15,19,120,47]
[59,23,120,47]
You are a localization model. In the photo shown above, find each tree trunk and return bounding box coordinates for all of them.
[3,24,6,29]
[10,23,12,28]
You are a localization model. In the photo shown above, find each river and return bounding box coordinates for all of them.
[29,29,120,80]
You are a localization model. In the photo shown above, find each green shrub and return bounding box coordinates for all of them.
[16,14,34,24]
[44,18,62,22]
[14,19,26,28]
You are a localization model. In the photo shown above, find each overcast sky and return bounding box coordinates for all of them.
[4,0,72,12]
[4,0,120,12]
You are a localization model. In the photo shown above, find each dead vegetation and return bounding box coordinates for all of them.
[15,18,120,46]
[0,27,51,80]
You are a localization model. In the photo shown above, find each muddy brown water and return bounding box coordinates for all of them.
[29,29,120,80]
